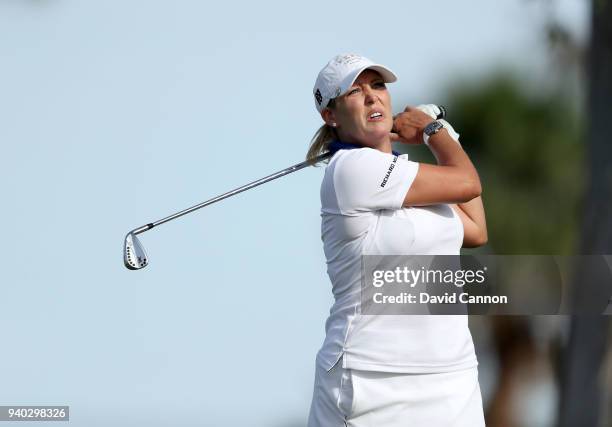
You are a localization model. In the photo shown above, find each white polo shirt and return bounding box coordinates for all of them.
[317,147,478,373]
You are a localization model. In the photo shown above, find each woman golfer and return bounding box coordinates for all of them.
[306,53,488,427]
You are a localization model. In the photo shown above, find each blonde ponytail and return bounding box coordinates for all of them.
[306,124,337,165]
[306,100,337,165]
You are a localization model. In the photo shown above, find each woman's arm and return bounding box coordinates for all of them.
[451,196,488,247]
[392,106,486,246]
[393,108,482,206]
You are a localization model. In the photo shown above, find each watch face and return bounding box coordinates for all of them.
[425,121,443,136]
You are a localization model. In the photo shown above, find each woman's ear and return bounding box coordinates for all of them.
[321,108,337,128]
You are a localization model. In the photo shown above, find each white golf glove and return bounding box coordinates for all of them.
[415,103,442,120]
[415,104,461,146]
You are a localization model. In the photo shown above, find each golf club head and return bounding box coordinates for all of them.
[124,233,149,270]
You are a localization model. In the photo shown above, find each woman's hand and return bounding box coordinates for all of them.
[390,106,437,144]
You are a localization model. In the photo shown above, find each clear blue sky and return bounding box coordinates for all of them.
[0,1,588,425]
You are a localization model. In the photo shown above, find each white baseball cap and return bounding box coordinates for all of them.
[313,53,397,114]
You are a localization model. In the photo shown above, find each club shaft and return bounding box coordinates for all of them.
[132,152,332,235]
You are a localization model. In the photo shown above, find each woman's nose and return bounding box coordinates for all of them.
[363,86,377,104]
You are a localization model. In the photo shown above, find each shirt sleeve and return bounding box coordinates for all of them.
[333,148,420,215]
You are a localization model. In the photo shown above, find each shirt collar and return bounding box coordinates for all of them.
[328,140,401,157]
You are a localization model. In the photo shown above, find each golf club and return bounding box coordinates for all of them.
[123,151,332,270]
[123,106,446,270]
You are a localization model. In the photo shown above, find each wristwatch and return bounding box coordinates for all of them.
[423,120,444,146]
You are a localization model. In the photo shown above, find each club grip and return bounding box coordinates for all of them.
[436,105,446,120]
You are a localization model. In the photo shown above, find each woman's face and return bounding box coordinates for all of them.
[325,69,393,146]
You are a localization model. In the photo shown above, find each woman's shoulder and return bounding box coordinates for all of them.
[323,149,367,188]
[328,147,394,176]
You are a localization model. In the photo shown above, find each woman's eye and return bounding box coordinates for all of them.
[374,82,386,88]
[348,88,360,95]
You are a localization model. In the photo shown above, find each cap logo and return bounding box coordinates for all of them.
[335,53,362,66]
[315,89,323,105]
